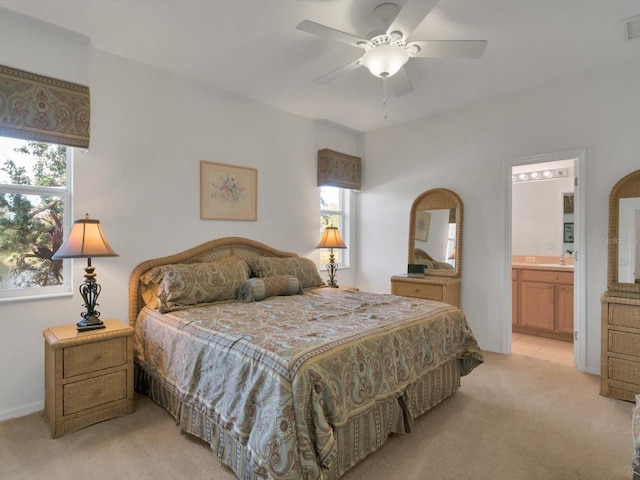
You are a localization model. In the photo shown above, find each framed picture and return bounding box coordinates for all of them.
[563,194,574,214]
[200,161,257,221]
[563,222,574,243]
[415,210,431,242]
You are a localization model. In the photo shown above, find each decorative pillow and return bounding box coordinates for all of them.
[254,256,325,288]
[140,255,242,310]
[140,260,250,312]
[432,261,454,270]
[238,275,302,302]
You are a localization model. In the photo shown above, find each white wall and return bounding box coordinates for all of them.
[360,64,640,373]
[0,12,363,419]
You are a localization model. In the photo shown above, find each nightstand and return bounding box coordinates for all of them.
[43,319,134,438]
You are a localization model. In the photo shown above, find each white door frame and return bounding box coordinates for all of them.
[503,148,587,371]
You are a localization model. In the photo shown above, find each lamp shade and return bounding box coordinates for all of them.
[317,227,347,249]
[361,44,409,78]
[52,214,118,259]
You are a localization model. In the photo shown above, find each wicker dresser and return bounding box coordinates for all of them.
[43,319,134,438]
[601,294,640,402]
[391,275,461,307]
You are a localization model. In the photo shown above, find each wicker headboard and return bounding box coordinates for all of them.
[128,237,299,327]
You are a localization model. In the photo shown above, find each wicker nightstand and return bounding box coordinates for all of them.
[43,319,134,438]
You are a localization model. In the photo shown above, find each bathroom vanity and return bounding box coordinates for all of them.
[512,263,574,341]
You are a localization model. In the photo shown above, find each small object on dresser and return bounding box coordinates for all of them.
[407,264,425,278]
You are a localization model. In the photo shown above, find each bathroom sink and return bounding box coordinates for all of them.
[536,263,574,268]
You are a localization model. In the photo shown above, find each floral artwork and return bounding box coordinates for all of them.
[211,175,246,205]
[200,161,257,221]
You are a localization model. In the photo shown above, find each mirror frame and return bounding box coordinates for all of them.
[408,188,463,278]
[607,169,640,296]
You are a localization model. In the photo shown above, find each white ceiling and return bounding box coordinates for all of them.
[1,0,640,133]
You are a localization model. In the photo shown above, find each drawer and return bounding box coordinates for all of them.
[63,337,127,378]
[605,384,638,403]
[393,281,443,301]
[608,357,640,386]
[608,304,640,329]
[521,269,573,284]
[63,370,127,415]
[608,330,640,357]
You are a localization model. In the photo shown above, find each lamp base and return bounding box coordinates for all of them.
[76,317,105,332]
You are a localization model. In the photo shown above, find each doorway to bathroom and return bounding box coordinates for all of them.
[505,149,586,371]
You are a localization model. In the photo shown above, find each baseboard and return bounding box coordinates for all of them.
[0,400,43,422]
[584,364,600,376]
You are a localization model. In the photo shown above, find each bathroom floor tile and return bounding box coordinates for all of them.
[511,333,574,366]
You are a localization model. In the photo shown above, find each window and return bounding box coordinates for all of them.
[319,185,349,267]
[0,136,72,300]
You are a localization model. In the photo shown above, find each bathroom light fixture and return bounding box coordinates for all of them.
[513,168,569,183]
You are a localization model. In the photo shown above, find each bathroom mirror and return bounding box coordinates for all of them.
[607,169,640,295]
[408,188,463,278]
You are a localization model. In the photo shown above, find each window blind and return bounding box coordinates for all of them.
[0,64,90,148]
[317,148,362,191]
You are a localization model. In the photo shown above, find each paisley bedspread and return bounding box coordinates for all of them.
[134,287,483,480]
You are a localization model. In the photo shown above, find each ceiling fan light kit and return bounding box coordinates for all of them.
[360,37,410,78]
[296,0,487,117]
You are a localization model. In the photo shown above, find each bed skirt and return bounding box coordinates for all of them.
[135,357,461,480]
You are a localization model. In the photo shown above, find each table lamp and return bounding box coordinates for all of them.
[52,214,118,331]
[316,226,346,288]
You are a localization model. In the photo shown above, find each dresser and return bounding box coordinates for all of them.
[43,319,134,438]
[390,275,461,307]
[601,294,640,402]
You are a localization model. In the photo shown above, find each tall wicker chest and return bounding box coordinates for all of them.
[601,295,640,402]
[43,319,134,438]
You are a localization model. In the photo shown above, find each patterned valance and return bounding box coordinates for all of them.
[317,148,362,191]
[0,64,90,148]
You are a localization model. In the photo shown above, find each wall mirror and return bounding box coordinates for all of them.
[607,169,640,296]
[408,188,463,278]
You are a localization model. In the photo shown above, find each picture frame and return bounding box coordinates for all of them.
[563,222,574,243]
[415,210,431,242]
[200,161,257,221]
[563,194,574,214]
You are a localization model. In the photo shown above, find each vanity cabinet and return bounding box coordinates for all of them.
[601,295,640,402]
[512,267,573,341]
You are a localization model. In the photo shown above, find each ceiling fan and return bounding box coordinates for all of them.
[296,0,487,98]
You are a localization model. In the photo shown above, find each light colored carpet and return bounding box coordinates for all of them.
[0,352,633,480]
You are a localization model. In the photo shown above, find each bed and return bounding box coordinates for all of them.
[129,237,483,480]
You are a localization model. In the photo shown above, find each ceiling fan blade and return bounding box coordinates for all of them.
[296,20,368,49]
[408,40,488,59]
[388,67,414,96]
[387,0,440,39]
[313,57,363,84]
